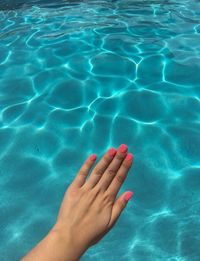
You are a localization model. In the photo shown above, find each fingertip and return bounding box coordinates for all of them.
[125,153,134,162]
[124,191,134,202]
[108,147,117,157]
[89,154,97,161]
[119,144,128,153]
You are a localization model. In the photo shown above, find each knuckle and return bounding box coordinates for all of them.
[121,198,127,208]
[122,161,130,170]
[81,183,90,193]
[94,167,104,176]
[115,154,124,161]
[103,192,113,203]
[103,155,111,164]
[91,186,101,198]
[90,187,102,199]
[79,170,87,177]
[85,161,91,168]
[107,168,116,176]
[115,175,124,185]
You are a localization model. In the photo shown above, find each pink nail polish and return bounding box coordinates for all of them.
[90,154,97,161]
[108,148,117,157]
[119,144,128,153]
[124,192,134,202]
[125,153,133,161]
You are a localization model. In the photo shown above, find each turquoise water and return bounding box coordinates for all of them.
[0,0,200,260]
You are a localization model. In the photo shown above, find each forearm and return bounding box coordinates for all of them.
[21,225,88,261]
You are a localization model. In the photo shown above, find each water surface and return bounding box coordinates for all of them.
[0,0,200,260]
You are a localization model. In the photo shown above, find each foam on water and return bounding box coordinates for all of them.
[0,0,200,260]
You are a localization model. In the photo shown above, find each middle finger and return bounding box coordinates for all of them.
[96,144,128,191]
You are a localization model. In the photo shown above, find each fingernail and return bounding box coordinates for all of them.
[108,148,117,157]
[90,154,97,161]
[119,144,128,153]
[124,192,134,202]
[125,153,133,161]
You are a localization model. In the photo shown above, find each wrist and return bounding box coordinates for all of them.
[49,222,88,261]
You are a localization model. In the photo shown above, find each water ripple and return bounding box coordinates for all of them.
[0,0,200,260]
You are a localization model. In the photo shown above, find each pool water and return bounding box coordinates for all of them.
[0,0,200,260]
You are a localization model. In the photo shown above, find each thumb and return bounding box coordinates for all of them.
[108,191,134,229]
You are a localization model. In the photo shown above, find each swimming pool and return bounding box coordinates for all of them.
[0,0,200,260]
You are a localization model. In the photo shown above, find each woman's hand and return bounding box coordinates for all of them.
[22,144,134,261]
[54,144,134,250]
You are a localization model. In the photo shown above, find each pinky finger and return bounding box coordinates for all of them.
[108,191,134,229]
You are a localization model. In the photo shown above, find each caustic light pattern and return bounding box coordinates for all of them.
[0,0,200,260]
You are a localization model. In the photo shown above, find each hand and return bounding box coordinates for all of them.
[54,144,134,250]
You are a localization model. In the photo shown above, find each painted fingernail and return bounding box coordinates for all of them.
[125,153,133,161]
[90,154,97,161]
[119,144,128,153]
[108,148,117,157]
[124,191,134,202]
